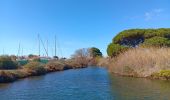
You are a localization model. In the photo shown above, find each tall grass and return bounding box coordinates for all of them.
[109,47,170,77]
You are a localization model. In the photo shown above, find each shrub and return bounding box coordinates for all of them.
[158,70,170,79]
[0,70,29,83]
[45,60,66,72]
[151,70,170,80]
[23,61,46,75]
[107,43,128,57]
[0,56,18,69]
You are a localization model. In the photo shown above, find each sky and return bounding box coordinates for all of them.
[0,0,170,58]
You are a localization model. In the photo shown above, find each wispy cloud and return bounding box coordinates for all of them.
[144,8,164,21]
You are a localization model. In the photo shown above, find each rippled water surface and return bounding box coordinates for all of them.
[0,67,170,100]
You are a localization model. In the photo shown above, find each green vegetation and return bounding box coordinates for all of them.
[0,56,18,69]
[152,70,170,80]
[24,61,47,75]
[107,28,170,57]
[45,60,72,72]
[107,43,128,57]
[0,57,89,83]
[107,28,170,80]
[89,47,102,57]
[142,36,170,47]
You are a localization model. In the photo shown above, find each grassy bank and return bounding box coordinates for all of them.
[0,60,87,83]
[107,47,170,80]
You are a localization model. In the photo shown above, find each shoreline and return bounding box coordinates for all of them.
[108,70,170,81]
[0,65,87,83]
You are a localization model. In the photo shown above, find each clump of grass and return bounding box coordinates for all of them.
[151,70,170,80]
[109,47,170,77]
[0,69,29,83]
[23,61,47,76]
[65,59,85,68]
[45,60,67,72]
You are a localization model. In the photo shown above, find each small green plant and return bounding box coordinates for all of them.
[159,70,170,79]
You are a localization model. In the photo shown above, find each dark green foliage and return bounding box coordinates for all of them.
[142,37,170,47]
[28,54,36,58]
[0,56,18,69]
[18,60,28,66]
[113,28,170,46]
[113,29,145,44]
[107,28,170,57]
[107,43,128,57]
[89,47,102,57]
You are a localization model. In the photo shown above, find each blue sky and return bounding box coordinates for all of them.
[0,0,170,58]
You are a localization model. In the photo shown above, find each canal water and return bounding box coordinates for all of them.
[0,67,170,100]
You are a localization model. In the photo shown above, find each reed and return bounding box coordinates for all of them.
[109,47,170,77]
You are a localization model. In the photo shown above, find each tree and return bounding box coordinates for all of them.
[71,48,89,66]
[142,36,170,47]
[89,47,102,57]
[107,28,170,57]
[107,43,128,57]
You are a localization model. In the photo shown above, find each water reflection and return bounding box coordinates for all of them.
[1,67,170,100]
[109,74,170,100]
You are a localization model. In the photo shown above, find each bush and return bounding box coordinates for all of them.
[0,70,29,83]
[158,70,170,79]
[151,70,170,80]
[0,56,18,69]
[107,43,128,57]
[24,61,46,75]
[45,61,66,72]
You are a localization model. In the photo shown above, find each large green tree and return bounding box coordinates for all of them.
[89,47,102,57]
[107,28,170,57]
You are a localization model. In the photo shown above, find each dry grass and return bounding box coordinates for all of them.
[97,57,111,68]
[109,47,170,77]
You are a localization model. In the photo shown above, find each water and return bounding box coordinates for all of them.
[0,67,170,100]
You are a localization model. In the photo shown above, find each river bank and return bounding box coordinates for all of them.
[0,60,87,83]
[1,67,170,100]
[104,47,170,80]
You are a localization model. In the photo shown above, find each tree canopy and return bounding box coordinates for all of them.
[107,28,170,57]
[89,47,102,57]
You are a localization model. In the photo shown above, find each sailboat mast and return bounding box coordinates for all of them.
[38,34,41,57]
[55,35,56,57]
[21,47,23,56]
[17,43,21,57]
[47,39,48,57]
[3,48,4,55]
